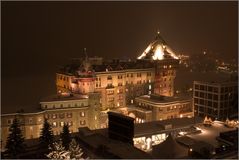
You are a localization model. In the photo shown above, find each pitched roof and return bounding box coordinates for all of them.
[138,32,179,60]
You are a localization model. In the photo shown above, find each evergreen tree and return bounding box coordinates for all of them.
[39,118,54,154]
[60,123,71,150]
[5,117,25,158]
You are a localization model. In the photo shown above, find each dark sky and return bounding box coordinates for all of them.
[1,1,238,110]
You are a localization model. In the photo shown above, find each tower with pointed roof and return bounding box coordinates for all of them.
[138,31,179,96]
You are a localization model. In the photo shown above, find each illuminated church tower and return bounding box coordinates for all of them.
[138,31,179,96]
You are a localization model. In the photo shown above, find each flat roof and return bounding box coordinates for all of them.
[136,94,192,105]
[79,132,152,159]
[94,117,203,138]
[40,93,88,103]
[194,80,238,86]
[1,105,44,115]
[134,117,203,137]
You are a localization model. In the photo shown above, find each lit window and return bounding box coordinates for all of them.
[60,122,64,127]
[44,114,49,119]
[68,121,73,126]
[81,112,85,117]
[149,85,151,90]
[131,99,134,104]
[67,113,72,118]
[80,120,86,125]
[52,114,57,119]
[52,122,57,127]
[95,116,97,120]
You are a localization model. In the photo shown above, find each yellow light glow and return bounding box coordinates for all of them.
[152,45,164,60]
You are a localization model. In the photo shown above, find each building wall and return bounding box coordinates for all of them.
[135,98,193,121]
[55,68,155,111]
[1,112,44,151]
[154,59,178,97]
[56,61,179,111]
[56,73,75,93]
[193,81,238,120]
[1,93,101,151]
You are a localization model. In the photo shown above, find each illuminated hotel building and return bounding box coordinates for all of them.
[56,32,179,111]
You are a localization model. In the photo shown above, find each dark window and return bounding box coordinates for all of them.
[213,87,218,93]
[213,102,218,108]
[199,99,204,105]
[208,86,213,92]
[199,107,204,112]
[213,94,218,100]
[200,85,205,90]
[208,93,212,99]
[194,98,198,103]
[221,87,225,93]
[195,91,199,97]
[208,108,212,114]
[208,101,212,107]
[200,92,204,98]
[195,84,199,90]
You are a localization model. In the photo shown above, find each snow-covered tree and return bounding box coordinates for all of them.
[47,139,86,160]
[68,138,85,160]
[47,141,70,160]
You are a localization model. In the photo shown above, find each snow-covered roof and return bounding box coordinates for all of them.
[138,32,178,60]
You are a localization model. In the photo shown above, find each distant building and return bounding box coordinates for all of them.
[193,80,238,120]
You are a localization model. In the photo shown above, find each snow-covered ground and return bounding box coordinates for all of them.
[188,121,237,147]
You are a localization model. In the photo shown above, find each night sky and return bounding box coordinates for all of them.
[2,1,238,111]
